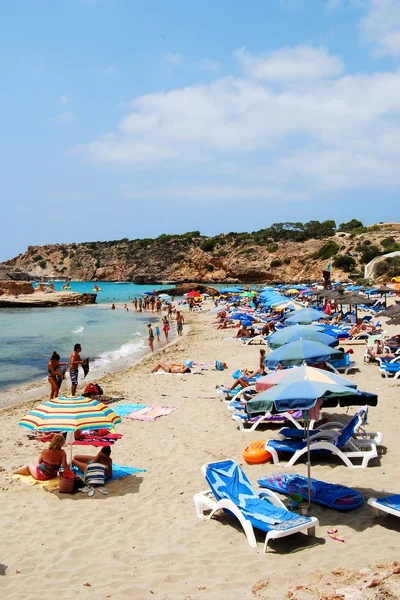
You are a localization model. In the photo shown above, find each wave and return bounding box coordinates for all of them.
[91,339,146,370]
[72,326,85,334]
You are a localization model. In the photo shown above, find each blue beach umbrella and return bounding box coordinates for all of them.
[268,328,339,349]
[285,307,330,325]
[264,339,343,368]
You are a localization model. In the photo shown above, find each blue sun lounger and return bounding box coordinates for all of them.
[265,412,379,468]
[258,473,364,511]
[368,495,400,519]
[277,406,383,444]
[193,459,318,553]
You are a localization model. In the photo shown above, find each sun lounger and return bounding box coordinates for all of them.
[326,353,357,375]
[193,459,318,553]
[277,406,383,444]
[265,411,380,468]
[258,473,364,511]
[232,410,304,432]
[368,495,400,519]
[242,335,269,345]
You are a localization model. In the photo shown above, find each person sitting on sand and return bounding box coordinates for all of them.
[236,325,249,338]
[13,434,68,480]
[151,362,191,374]
[72,446,113,479]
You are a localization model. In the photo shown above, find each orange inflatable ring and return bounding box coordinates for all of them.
[243,440,271,464]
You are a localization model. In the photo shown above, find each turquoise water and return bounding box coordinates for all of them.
[0,282,175,392]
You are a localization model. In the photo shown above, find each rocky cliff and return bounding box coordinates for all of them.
[2,226,400,284]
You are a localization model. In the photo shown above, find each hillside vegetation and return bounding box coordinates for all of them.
[2,220,400,284]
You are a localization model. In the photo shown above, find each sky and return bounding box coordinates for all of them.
[1,0,400,261]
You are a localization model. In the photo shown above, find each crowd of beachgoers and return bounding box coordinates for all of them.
[1,282,400,599]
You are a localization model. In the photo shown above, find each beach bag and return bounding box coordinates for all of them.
[232,369,243,379]
[83,383,103,397]
[59,468,75,494]
[84,463,106,487]
[215,360,225,371]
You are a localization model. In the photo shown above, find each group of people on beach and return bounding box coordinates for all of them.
[47,343,85,399]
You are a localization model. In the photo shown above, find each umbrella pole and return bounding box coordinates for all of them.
[306,413,311,512]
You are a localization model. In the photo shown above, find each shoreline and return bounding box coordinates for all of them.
[0,318,186,411]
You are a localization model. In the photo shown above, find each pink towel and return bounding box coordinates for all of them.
[126,406,177,421]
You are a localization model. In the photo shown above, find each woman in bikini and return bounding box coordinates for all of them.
[13,434,68,480]
[48,351,68,399]
[151,363,191,374]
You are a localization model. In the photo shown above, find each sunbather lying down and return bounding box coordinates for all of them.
[151,362,191,374]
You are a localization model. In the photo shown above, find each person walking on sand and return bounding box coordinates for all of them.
[147,323,155,352]
[162,316,170,341]
[176,311,184,337]
[69,343,84,396]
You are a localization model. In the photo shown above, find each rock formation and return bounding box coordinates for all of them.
[2,226,400,284]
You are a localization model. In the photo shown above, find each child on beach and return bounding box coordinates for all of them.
[155,324,161,343]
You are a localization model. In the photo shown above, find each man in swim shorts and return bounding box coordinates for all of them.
[69,343,84,396]
[176,311,184,337]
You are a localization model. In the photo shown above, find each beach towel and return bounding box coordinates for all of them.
[11,463,146,491]
[74,462,147,482]
[258,473,364,511]
[126,406,177,421]
[81,357,90,378]
[11,473,60,491]
[112,404,145,417]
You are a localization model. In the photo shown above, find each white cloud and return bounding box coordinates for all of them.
[165,52,183,65]
[51,111,76,125]
[75,47,400,196]
[58,94,69,105]
[235,45,344,80]
[360,0,400,56]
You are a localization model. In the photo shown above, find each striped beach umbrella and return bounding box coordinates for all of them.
[255,364,358,392]
[18,395,121,433]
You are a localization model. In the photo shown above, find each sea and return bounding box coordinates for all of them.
[0,281,181,396]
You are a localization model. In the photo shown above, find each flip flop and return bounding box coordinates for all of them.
[327,527,345,542]
[98,488,108,495]
[88,487,95,497]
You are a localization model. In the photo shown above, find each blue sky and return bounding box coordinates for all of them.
[1,0,400,261]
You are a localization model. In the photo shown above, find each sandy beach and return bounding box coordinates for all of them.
[1,304,400,599]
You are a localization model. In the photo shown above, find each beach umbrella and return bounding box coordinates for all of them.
[159,293,171,299]
[186,290,202,298]
[255,364,358,392]
[268,328,339,349]
[285,307,330,325]
[264,339,343,368]
[246,380,378,509]
[19,396,122,463]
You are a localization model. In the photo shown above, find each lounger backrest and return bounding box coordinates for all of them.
[204,460,256,507]
[335,413,361,448]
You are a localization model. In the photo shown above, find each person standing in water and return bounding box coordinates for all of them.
[69,343,84,396]
[162,316,170,341]
[147,324,155,352]
[154,323,161,343]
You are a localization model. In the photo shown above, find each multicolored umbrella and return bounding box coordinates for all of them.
[255,364,358,392]
[264,340,343,368]
[186,290,202,298]
[18,395,122,433]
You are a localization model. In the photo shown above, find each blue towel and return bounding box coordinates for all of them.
[74,462,146,482]
[112,404,146,417]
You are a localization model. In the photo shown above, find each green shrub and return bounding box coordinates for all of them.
[33,254,43,262]
[270,259,282,268]
[201,239,216,252]
[312,241,340,260]
[268,245,279,253]
[38,260,47,269]
[338,219,364,232]
[217,250,228,257]
[374,260,389,277]
[283,258,291,265]
[206,264,214,272]
[333,255,356,272]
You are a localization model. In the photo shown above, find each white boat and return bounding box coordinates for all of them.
[115,281,130,284]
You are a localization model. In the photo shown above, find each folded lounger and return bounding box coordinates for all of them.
[258,473,364,511]
[193,459,318,553]
[368,495,400,518]
[265,412,379,468]
[277,406,383,444]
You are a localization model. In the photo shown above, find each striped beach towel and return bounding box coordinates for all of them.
[126,406,177,421]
